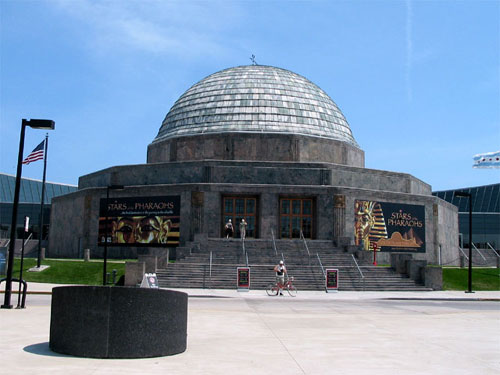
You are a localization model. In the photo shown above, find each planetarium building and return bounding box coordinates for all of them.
[49,65,459,268]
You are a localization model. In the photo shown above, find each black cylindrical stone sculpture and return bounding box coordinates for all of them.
[49,286,187,358]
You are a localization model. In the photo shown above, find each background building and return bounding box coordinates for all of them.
[0,173,77,242]
[49,65,459,266]
[433,183,499,250]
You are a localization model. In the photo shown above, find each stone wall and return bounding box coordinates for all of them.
[79,160,430,196]
[147,133,365,167]
[434,200,460,266]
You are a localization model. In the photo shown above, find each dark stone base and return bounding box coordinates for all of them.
[49,286,187,358]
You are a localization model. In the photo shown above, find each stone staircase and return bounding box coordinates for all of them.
[0,239,39,257]
[156,239,432,291]
[468,247,500,267]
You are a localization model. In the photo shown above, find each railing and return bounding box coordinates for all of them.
[271,229,278,256]
[22,233,33,247]
[281,252,285,264]
[209,251,213,288]
[472,243,486,261]
[351,254,365,291]
[246,251,249,267]
[299,230,311,257]
[316,253,326,279]
[458,247,469,260]
[242,237,246,256]
[487,243,500,258]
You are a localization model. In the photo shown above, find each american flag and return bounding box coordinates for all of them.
[22,140,45,164]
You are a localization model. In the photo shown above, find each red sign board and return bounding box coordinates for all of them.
[237,267,250,290]
[326,269,339,292]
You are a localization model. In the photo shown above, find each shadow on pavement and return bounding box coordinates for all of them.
[24,342,70,357]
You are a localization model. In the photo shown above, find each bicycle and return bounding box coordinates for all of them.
[266,276,297,297]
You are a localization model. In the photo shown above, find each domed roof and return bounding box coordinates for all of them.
[153,65,359,148]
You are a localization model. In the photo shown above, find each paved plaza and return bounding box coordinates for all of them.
[1,284,499,374]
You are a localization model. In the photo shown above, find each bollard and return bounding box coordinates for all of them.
[50,286,188,358]
[83,249,90,262]
[112,269,117,284]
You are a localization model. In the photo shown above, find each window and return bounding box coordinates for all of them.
[223,197,257,238]
[280,198,313,239]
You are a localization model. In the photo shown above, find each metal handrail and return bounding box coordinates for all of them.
[242,238,246,256]
[271,229,278,256]
[472,243,486,261]
[281,252,285,264]
[23,233,33,246]
[299,230,311,257]
[316,253,326,278]
[246,251,249,267]
[487,242,500,258]
[458,247,469,260]
[209,251,213,288]
[351,254,365,291]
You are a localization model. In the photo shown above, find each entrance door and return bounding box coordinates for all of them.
[280,198,313,239]
[223,197,257,238]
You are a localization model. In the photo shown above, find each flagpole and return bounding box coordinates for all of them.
[37,134,48,268]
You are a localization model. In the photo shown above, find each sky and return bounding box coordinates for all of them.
[0,0,499,191]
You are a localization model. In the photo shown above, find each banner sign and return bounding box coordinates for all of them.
[237,267,250,291]
[326,268,339,292]
[354,200,425,253]
[98,196,180,247]
[140,273,159,288]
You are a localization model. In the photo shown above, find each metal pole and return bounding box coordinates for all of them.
[17,216,28,308]
[467,194,473,293]
[103,187,109,286]
[2,120,27,309]
[37,135,49,268]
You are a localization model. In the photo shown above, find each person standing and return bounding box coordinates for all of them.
[224,219,234,239]
[239,219,247,239]
[273,260,287,295]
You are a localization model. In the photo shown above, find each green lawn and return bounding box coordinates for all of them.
[2,258,126,285]
[443,268,500,291]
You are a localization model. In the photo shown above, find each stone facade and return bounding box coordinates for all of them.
[49,160,458,265]
[147,133,365,167]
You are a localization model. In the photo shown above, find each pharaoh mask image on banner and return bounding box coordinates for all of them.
[354,200,425,252]
[98,196,180,247]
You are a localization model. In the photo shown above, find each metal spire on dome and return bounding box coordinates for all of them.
[250,54,258,65]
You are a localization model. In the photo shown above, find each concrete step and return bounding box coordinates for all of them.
[159,239,429,291]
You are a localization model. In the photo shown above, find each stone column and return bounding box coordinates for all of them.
[191,191,204,241]
[260,193,278,239]
[333,194,345,239]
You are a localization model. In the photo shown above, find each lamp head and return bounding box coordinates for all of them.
[454,191,471,198]
[22,119,55,130]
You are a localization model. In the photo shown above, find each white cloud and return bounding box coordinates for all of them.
[52,0,236,58]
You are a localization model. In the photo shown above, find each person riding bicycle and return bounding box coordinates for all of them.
[274,260,287,295]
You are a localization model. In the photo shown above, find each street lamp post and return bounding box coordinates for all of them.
[103,185,124,285]
[2,119,55,309]
[454,190,473,293]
